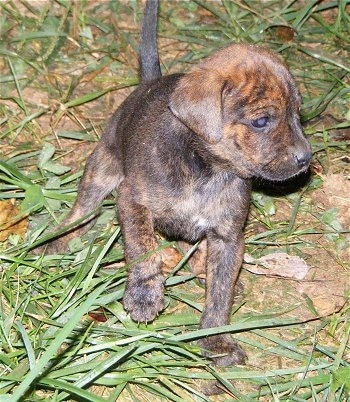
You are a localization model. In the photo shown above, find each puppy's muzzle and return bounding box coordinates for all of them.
[292,146,312,170]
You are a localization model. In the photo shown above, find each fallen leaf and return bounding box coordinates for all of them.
[161,246,183,268]
[273,25,296,42]
[0,199,28,241]
[88,308,108,323]
[243,252,309,280]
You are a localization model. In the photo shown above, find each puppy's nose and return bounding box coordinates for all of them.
[292,149,311,169]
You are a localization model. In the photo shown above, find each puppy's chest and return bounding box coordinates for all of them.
[175,192,216,230]
[152,176,249,241]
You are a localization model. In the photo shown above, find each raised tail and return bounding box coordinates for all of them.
[140,0,161,82]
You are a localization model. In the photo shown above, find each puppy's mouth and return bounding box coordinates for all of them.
[267,165,310,183]
[258,153,312,182]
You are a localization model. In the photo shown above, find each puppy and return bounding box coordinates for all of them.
[41,0,312,366]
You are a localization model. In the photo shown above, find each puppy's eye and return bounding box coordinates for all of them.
[251,116,269,128]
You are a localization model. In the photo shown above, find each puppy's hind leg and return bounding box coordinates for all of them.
[42,140,124,253]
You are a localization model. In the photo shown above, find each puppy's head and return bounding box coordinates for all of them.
[169,44,312,181]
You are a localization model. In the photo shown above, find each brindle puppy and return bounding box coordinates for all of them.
[41,0,312,366]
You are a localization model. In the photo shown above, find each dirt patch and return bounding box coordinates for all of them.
[242,172,349,324]
[311,173,350,230]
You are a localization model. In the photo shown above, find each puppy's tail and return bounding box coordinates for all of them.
[140,0,161,82]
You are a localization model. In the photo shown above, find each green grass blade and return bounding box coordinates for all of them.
[10,282,110,401]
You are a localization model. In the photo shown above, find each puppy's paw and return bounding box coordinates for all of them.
[123,275,165,323]
[199,334,247,367]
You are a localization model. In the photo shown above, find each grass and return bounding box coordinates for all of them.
[0,0,349,401]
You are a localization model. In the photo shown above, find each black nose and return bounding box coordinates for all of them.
[293,150,311,169]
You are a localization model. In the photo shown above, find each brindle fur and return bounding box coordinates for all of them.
[40,0,312,366]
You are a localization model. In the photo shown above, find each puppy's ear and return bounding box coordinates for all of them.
[169,70,224,144]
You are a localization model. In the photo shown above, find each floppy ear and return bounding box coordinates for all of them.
[169,70,224,144]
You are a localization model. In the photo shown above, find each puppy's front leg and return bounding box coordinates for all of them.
[118,182,164,323]
[200,231,247,367]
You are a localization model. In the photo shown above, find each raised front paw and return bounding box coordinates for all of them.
[199,334,247,367]
[123,275,165,323]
